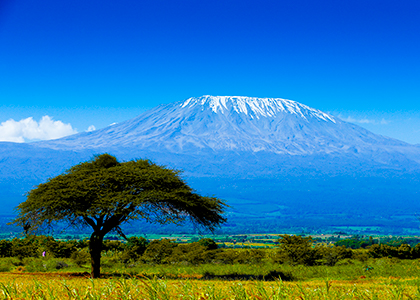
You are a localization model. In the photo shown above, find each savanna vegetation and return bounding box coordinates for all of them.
[5,154,420,298]
[1,234,420,299]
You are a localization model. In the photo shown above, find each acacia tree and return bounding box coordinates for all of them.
[13,154,226,278]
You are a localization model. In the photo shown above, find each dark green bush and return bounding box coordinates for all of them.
[369,244,398,259]
[215,249,240,264]
[274,235,319,266]
[45,239,77,258]
[121,237,148,262]
[142,239,176,264]
[11,237,39,260]
[167,242,222,265]
[317,245,353,266]
[198,238,218,250]
[397,244,412,259]
[334,236,375,249]
[0,240,12,257]
[368,243,414,259]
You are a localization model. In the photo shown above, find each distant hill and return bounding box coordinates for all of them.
[2,96,420,234]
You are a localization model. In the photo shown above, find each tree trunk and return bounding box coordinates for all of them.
[89,232,104,278]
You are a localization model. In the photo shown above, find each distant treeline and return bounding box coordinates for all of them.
[1,235,420,268]
[334,235,420,249]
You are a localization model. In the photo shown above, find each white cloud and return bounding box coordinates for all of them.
[380,118,389,125]
[342,116,389,125]
[0,116,77,143]
[87,125,96,132]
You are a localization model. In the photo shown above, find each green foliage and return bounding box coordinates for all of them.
[317,245,353,266]
[352,249,369,263]
[378,236,420,247]
[121,237,148,262]
[209,248,265,265]
[102,240,125,253]
[12,154,226,278]
[142,239,177,264]
[235,249,266,264]
[11,236,40,260]
[198,238,218,250]
[214,249,240,264]
[45,239,77,258]
[368,243,418,259]
[1,233,418,271]
[14,154,226,233]
[0,240,12,258]
[274,235,319,266]
[0,258,19,272]
[23,257,70,272]
[70,249,90,267]
[335,236,375,249]
[167,242,212,265]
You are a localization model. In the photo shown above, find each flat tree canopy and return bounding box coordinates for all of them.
[13,154,226,278]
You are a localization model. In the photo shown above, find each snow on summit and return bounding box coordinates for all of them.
[181,95,336,123]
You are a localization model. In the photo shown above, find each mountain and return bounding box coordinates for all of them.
[2,96,420,234]
[36,95,412,154]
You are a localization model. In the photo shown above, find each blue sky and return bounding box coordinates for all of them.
[1,0,419,143]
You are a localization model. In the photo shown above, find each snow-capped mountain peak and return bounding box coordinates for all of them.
[180,95,336,123]
[35,95,411,158]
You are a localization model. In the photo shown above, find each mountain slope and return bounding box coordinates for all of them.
[2,95,420,233]
[36,96,417,162]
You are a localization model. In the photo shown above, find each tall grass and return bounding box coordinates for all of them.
[2,257,420,299]
[2,256,420,281]
[1,275,420,299]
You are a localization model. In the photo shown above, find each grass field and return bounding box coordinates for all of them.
[2,258,420,300]
[1,272,420,299]
[2,237,420,299]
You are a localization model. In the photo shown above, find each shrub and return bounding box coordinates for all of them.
[0,258,16,272]
[23,258,47,272]
[235,249,266,264]
[198,238,218,250]
[12,245,38,260]
[0,240,13,258]
[215,249,239,264]
[274,235,319,266]
[45,239,77,258]
[167,242,209,265]
[412,243,420,259]
[318,245,353,266]
[335,258,355,266]
[121,237,148,262]
[368,244,399,259]
[23,258,70,272]
[70,249,90,267]
[397,244,412,259]
[353,249,369,262]
[142,239,176,264]
[103,240,125,253]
